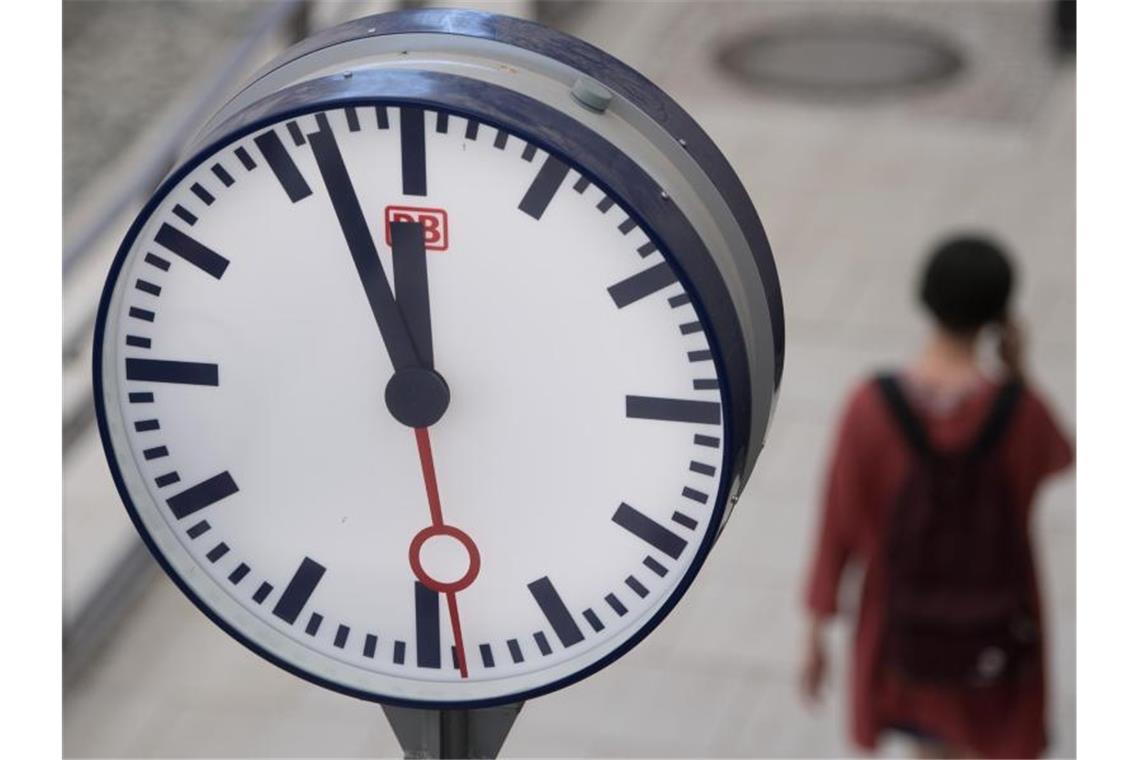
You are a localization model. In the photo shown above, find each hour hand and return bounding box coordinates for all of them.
[391,221,433,368]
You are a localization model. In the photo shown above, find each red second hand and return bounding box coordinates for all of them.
[414,427,445,528]
[411,427,476,679]
[445,591,468,679]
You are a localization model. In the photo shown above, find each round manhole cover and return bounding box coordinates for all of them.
[717,17,963,99]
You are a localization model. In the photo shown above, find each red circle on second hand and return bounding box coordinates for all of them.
[408,524,481,594]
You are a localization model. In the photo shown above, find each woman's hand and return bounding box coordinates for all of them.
[998,317,1026,380]
[800,616,829,705]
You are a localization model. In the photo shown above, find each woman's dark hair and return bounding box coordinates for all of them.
[919,235,1015,334]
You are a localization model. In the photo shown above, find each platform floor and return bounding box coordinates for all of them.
[63,1,1075,756]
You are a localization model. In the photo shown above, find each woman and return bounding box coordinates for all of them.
[801,235,1073,758]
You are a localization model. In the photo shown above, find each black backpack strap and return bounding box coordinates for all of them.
[875,374,930,455]
[970,380,1023,456]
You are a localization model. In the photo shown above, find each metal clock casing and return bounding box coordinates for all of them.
[94,10,784,708]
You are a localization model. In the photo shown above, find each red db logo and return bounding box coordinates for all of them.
[384,206,449,251]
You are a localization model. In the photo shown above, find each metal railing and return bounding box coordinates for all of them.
[62,0,310,685]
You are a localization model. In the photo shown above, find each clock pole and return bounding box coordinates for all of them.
[382,702,524,759]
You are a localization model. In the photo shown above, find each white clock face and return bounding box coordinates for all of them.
[98,103,729,703]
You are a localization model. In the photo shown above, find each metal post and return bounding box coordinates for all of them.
[382,702,523,759]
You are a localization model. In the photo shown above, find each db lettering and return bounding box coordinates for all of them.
[384,206,449,251]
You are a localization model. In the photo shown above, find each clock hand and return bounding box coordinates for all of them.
[407,427,481,679]
[307,128,449,427]
[390,221,433,368]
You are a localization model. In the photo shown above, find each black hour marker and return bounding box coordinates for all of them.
[190,183,215,206]
[637,241,657,257]
[693,379,719,391]
[415,581,441,668]
[618,217,637,235]
[519,154,570,220]
[272,557,326,625]
[479,643,494,667]
[364,634,378,658]
[688,350,712,363]
[394,640,406,664]
[344,107,360,132]
[625,576,649,598]
[125,335,151,349]
[668,293,691,308]
[172,204,197,226]
[521,142,537,162]
[527,576,584,648]
[493,129,508,149]
[643,556,668,577]
[612,502,688,560]
[155,471,180,488]
[166,471,239,519]
[690,461,716,476]
[572,175,590,193]
[376,106,390,129]
[314,112,331,133]
[142,446,168,460]
[626,395,721,425]
[533,631,552,656]
[254,130,312,202]
[694,434,720,448]
[211,163,234,187]
[435,111,449,133]
[679,321,701,335]
[234,146,256,170]
[129,307,154,322]
[134,419,159,432]
[286,120,305,146]
[451,646,460,670]
[464,119,479,141]
[206,542,229,562]
[507,638,524,663]
[605,593,627,616]
[186,520,210,539]
[144,252,170,271]
[400,107,427,196]
[155,223,230,279]
[672,511,698,530]
[126,358,218,386]
[583,608,604,632]
[252,582,273,604]
[596,196,615,213]
[608,262,677,308]
[305,613,323,636]
[334,624,350,649]
[682,487,709,504]
[228,563,250,584]
[135,279,161,296]
[128,392,153,404]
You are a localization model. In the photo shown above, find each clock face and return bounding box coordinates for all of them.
[96,103,730,704]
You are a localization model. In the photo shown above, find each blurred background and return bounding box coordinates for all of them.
[62,0,1075,756]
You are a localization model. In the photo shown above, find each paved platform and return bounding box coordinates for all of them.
[63,1,1075,756]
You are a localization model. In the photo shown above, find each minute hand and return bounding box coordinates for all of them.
[307,128,420,370]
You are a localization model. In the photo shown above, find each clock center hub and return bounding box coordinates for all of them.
[409,524,481,594]
[384,367,451,427]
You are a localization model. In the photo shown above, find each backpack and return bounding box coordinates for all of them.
[876,374,1039,686]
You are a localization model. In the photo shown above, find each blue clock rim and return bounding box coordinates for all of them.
[93,71,744,711]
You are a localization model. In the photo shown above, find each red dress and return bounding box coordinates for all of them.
[805,375,1074,758]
